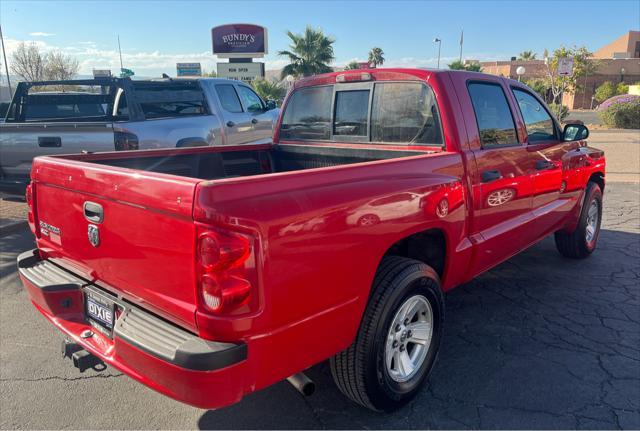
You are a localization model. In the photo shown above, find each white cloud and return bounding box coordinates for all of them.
[3,37,511,78]
[28,32,55,37]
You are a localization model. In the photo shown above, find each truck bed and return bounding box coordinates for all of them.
[83,144,432,180]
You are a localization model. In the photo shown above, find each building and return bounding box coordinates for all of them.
[480,31,640,109]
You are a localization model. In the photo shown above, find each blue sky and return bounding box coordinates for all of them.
[1,0,639,77]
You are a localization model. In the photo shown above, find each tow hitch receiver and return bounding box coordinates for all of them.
[61,338,105,372]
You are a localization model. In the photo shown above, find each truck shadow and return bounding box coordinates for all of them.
[198,228,640,429]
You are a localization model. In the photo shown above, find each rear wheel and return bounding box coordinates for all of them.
[330,256,444,411]
[555,181,603,259]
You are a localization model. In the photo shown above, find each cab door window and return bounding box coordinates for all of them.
[237,85,265,113]
[512,88,557,142]
[468,82,519,147]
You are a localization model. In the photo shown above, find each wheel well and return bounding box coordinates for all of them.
[589,172,605,191]
[383,229,446,278]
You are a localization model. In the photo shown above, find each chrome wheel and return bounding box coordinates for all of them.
[385,294,433,383]
[585,200,599,244]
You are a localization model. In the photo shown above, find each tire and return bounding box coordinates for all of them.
[330,256,444,411]
[555,181,603,259]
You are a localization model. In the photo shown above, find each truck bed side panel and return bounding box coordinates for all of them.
[194,152,469,391]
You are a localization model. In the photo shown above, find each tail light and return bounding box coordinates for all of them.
[114,131,139,151]
[25,183,37,235]
[196,229,253,313]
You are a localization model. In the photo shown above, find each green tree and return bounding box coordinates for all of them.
[518,50,537,60]
[594,81,616,103]
[542,45,597,114]
[344,60,360,70]
[251,78,286,102]
[202,70,217,77]
[448,60,465,70]
[448,60,482,72]
[278,26,335,78]
[368,47,385,68]
[524,78,550,102]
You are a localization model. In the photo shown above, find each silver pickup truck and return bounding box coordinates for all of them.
[0,77,279,193]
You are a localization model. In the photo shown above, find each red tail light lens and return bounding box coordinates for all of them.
[25,183,37,234]
[197,229,253,313]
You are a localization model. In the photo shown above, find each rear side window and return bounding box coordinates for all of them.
[468,82,518,147]
[237,86,264,112]
[134,81,208,119]
[512,88,556,142]
[215,85,243,113]
[371,82,442,145]
[280,85,333,141]
[334,90,370,137]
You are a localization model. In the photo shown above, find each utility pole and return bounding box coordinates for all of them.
[118,35,124,71]
[0,25,12,98]
[459,29,464,62]
[434,38,442,69]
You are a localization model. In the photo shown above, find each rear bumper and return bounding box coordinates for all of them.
[17,249,249,409]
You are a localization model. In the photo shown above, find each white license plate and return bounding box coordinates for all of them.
[85,291,115,334]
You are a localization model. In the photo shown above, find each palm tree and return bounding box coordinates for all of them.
[251,78,286,103]
[518,51,537,60]
[279,26,335,78]
[368,47,385,68]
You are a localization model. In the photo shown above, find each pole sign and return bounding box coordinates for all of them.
[93,69,112,78]
[217,62,264,83]
[176,63,202,77]
[211,24,268,58]
[557,57,574,76]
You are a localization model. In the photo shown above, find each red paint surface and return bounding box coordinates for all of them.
[22,68,605,409]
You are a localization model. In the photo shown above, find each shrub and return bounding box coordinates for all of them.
[597,95,640,129]
[594,81,616,103]
[549,103,569,121]
[616,82,629,95]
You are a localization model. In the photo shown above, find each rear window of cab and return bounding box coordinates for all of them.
[279,82,443,146]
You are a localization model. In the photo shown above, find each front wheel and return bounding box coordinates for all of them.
[330,256,444,411]
[555,181,603,259]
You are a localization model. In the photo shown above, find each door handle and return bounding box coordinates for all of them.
[83,201,104,223]
[226,121,235,127]
[38,136,62,147]
[481,170,502,183]
[536,160,554,170]
[251,118,258,124]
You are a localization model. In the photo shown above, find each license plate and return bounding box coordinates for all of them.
[85,291,115,335]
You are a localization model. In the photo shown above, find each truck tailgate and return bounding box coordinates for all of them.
[0,122,116,178]
[31,156,201,331]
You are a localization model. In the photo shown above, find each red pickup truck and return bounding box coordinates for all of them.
[18,68,605,412]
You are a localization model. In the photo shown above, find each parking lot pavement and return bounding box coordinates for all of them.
[1,182,638,430]
[587,130,640,183]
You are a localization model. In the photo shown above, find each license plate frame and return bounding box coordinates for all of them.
[84,289,116,337]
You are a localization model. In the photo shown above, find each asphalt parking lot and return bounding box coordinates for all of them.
[1,182,639,430]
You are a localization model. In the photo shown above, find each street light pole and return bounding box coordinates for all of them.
[0,25,12,98]
[434,38,442,69]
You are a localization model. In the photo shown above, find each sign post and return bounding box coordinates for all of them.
[557,57,574,76]
[176,63,202,77]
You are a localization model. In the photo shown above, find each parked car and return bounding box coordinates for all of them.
[0,77,279,194]
[17,68,605,412]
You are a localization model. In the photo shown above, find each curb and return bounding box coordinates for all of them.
[0,220,28,237]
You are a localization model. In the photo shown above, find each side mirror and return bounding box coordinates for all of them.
[563,123,589,141]
[265,100,277,111]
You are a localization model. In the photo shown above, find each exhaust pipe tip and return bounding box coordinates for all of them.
[286,372,315,396]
